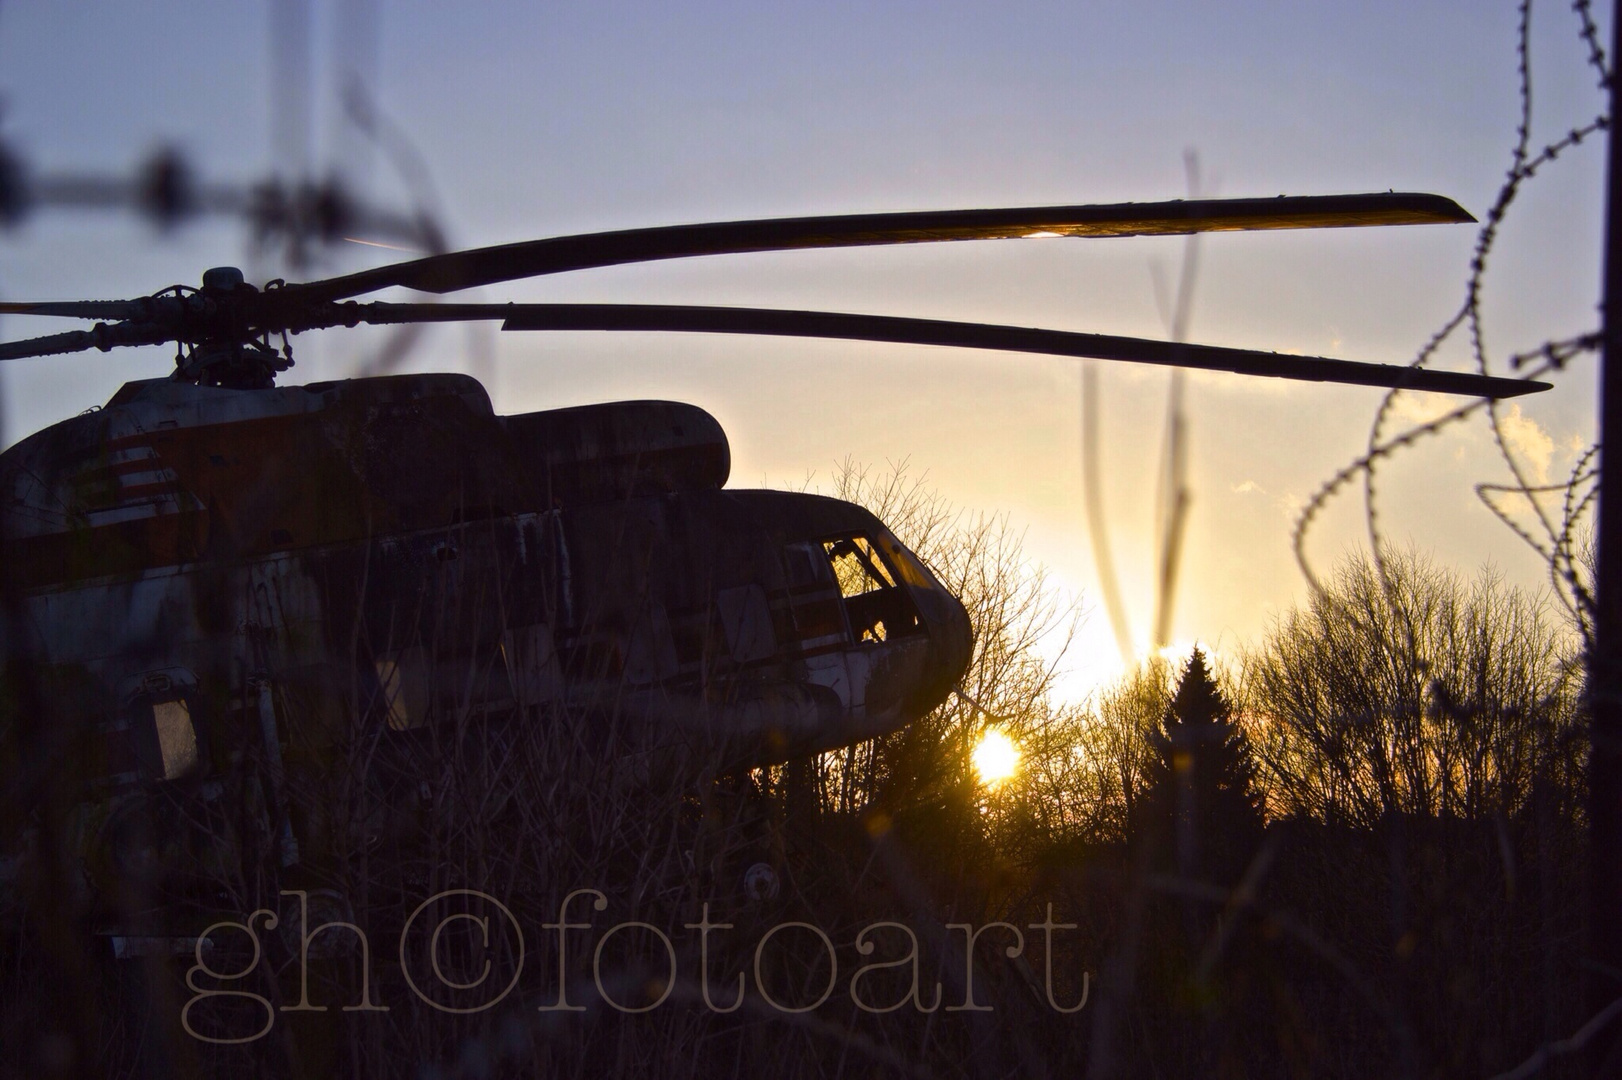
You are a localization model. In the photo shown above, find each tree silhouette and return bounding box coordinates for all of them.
[1139,647,1264,883]
[1241,550,1581,827]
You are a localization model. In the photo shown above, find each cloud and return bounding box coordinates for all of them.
[1276,492,1307,520]
[1564,432,1592,464]
[1388,389,1456,426]
[1497,403,1555,485]
[1231,480,1263,495]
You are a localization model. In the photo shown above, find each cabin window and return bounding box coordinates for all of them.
[376,659,410,730]
[501,623,559,705]
[377,637,537,728]
[151,699,201,780]
[117,670,204,783]
[375,649,429,731]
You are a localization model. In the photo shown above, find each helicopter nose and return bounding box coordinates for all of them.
[914,587,974,708]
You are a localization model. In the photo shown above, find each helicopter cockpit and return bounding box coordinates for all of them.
[812,535,925,645]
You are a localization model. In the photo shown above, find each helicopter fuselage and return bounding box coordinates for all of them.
[0,372,971,921]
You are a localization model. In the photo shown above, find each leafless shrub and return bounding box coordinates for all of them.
[1240,548,1584,828]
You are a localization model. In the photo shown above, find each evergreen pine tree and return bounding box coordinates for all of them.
[1139,647,1265,882]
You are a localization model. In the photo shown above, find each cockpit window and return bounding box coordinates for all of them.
[812,533,922,645]
[824,536,896,597]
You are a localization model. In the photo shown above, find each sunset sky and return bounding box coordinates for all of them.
[0,1,1607,697]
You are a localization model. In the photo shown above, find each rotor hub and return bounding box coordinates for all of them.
[201,266,246,291]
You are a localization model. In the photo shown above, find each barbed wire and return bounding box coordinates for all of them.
[1295,0,1608,648]
[1475,441,1599,633]
[1573,0,1611,87]
[1292,357,1569,594]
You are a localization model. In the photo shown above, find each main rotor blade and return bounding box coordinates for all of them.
[349,302,1543,398]
[0,329,102,360]
[0,319,171,360]
[290,192,1473,302]
[0,300,149,320]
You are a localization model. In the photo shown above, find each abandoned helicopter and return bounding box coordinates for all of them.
[0,192,1546,940]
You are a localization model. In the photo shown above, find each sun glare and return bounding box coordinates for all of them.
[972,727,1020,787]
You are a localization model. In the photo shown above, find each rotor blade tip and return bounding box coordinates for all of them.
[1507,379,1554,397]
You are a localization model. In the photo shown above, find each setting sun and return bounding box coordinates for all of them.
[972,727,1021,787]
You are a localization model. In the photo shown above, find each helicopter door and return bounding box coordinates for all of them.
[780,541,854,709]
[624,603,679,685]
[717,584,776,664]
[781,542,847,653]
[375,647,431,730]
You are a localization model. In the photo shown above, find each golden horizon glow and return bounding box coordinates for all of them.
[972,727,1021,787]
